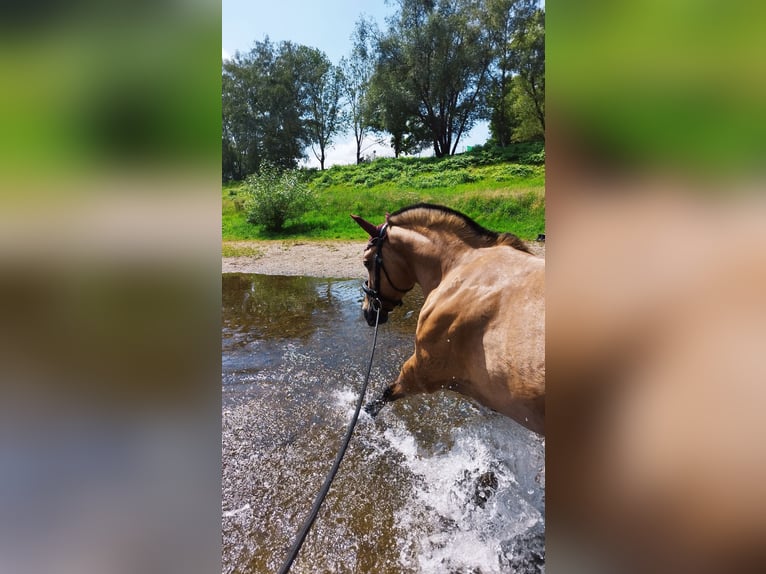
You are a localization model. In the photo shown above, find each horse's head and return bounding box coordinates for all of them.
[351,214,415,326]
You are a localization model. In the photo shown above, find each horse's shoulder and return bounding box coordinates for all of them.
[418,246,543,324]
[419,274,497,330]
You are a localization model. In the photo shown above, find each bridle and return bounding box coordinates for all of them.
[362,223,412,311]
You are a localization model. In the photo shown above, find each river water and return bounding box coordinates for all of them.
[222,273,545,573]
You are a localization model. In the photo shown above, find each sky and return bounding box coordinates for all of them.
[222,0,490,168]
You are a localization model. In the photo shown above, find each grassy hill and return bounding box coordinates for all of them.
[223,142,545,242]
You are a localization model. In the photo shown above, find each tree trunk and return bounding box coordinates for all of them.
[355,133,362,164]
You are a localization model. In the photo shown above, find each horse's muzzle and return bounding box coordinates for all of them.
[364,307,388,326]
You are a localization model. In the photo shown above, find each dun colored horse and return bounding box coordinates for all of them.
[351,204,545,434]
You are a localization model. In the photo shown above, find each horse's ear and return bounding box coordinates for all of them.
[350,214,379,237]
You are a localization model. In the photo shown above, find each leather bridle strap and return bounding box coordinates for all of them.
[363,224,411,309]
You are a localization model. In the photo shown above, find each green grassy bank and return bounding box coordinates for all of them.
[223,143,545,242]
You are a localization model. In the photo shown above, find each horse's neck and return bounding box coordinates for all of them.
[394,228,468,297]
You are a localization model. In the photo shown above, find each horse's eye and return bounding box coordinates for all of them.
[363,260,372,269]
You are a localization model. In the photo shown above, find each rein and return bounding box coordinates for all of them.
[277,304,382,574]
[362,223,412,310]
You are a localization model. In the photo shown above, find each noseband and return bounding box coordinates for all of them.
[362,224,412,311]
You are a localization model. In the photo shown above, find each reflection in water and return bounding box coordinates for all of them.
[222,274,545,573]
[222,274,334,340]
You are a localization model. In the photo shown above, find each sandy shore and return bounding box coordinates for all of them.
[222,239,545,278]
[222,240,366,278]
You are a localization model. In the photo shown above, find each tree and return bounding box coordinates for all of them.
[222,47,265,179]
[261,41,313,170]
[368,57,430,157]
[222,40,305,177]
[341,17,378,165]
[222,135,239,181]
[374,0,493,157]
[303,49,346,170]
[484,0,526,147]
[510,75,543,140]
[511,5,544,138]
[222,39,340,179]
[486,2,544,144]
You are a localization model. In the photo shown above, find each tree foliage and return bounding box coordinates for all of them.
[373,0,493,158]
[221,1,545,179]
[341,17,378,164]
[304,50,346,171]
[222,40,309,179]
[368,55,430,158]
[483,0,526,147]
[487,2,545,144]
[511,6,544,137]
[222,39,344,180]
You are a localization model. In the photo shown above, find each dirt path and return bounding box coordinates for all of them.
[222,239,545,278]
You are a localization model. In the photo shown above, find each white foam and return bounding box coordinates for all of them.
[222,503,251,518]
[332,388,358,411]
[381,420,544,573]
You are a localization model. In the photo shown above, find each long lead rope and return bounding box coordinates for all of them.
[277,305,381,574]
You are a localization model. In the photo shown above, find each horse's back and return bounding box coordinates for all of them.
[418,246,545,430]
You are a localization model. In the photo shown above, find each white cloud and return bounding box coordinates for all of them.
[222,48,231,61]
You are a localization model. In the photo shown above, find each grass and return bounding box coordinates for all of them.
[221,243,263,258]
[223,142,545,241]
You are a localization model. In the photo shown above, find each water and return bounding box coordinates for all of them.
[222,274,545,573]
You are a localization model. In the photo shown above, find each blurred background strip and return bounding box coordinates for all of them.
[547,1,766,573]
[0,2,222,574]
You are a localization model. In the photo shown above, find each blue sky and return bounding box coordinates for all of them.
[222,0,396,64]
[223,0,490,167]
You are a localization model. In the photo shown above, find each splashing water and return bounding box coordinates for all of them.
[380,409,544,573]
[222,274,544,573]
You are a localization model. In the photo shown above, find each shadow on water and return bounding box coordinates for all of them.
[222,273,545,574]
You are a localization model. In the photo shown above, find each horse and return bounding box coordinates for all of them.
[351,203,545,435]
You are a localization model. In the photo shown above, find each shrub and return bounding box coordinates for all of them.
[521,149,545,165]
[495,164,535,179]
[244,164,315,232]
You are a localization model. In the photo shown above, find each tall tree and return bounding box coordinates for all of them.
[341,18,378,164]
[368,55,429,157]
[483,0,524,147]
[222,39,342,179]
[222,40,305,177]
[511,5,545,138]
[481,0,545,145]
[222,46,267,179]
[303,49,346,170]
[261,41,313,170]
[374,0,493,157]
[484,1,544,144]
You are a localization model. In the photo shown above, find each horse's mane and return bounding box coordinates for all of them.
[388,203,532,254]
